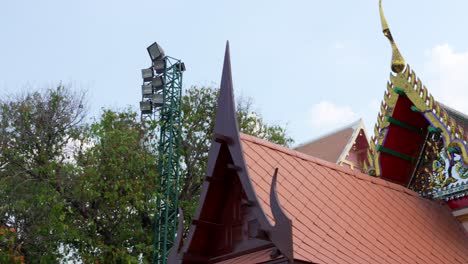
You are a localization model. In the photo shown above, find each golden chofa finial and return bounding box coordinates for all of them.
[379,0,406,73]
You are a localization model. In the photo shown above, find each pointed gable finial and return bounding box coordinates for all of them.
[379,0,406,73]
[213,41,240,140]
[174,42,294,263]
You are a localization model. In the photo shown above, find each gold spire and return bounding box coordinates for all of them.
[379,0,405,73]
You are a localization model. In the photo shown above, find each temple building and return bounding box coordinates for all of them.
[295,119,369,172]
[167,2,468,263]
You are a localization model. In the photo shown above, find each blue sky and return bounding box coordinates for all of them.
[2,0,468,145]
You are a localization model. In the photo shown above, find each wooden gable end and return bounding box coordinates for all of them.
[168,42,293,264]
[335,120,371,172]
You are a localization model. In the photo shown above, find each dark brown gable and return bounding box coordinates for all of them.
[168,42,293,264]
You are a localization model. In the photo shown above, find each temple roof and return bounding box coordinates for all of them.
[295,119,367,164]
[171,38,468,264]
[241,133,468,263]
[367,0,468,202]
[439,102,468,132]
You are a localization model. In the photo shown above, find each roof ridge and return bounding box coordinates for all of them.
[438,101,468,120]
[294,118,362,149]
[240,133,420,197]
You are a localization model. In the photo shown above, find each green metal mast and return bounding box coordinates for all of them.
[154,56,184,264]
[140,43,185,264]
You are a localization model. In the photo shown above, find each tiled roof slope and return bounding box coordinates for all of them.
[439,102,468,132]
[240,133,468,264]
[294,122,355,163]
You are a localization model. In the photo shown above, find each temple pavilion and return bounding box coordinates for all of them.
[166,2,468,263]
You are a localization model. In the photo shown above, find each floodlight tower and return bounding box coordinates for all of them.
[140,42,185,264]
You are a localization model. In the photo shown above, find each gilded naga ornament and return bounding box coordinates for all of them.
[379,0,405,73]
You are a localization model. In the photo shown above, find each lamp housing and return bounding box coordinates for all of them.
[141,68,154,82]
[151,94,164,108]
[140,101,152,114]
[142,84,153,97]
[152,76,164,91]
[153,59,166,74]
[175,62,186,72]
[147,42,165,61]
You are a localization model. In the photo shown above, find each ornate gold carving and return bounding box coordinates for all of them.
[339,160,355,170]
[379,0,405,73]
[369,60,468,175]
[367,1,468,179]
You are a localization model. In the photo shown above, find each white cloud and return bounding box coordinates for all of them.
[333,41,345,50]
[424,44,468,113]
[308,101,359,130]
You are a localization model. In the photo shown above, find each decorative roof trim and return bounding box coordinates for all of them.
[337,118,369,164]
[269,168,293,261]
[365,1,468,200]
[379,0,405,73]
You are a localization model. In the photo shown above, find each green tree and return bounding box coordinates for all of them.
[71,109,158,263]
[0,85,292,262]
[178,86,293,219]
[0,86,86,262]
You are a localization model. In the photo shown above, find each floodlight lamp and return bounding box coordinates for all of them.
[151,94,164,108]
[142,84,153,97]
[140,100,152,114]
[142,68,154,82]
[153,59,166,74]
[175,62,186,72]
[147,42,165,61]
[152,76,164,91]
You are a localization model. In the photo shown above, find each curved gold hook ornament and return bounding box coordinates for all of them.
[379,0,406,73]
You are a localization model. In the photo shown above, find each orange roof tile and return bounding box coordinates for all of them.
[240,133,468,264]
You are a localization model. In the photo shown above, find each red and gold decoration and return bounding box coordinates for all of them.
[365,1,468,210]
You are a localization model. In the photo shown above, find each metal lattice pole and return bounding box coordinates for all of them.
[140,49,184,264]
[153,57,183,264]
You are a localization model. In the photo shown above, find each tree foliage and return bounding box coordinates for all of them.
[0,88,157,262]
[0,85,292,262]
[0,86,86,261]
[0,226,24,263]
[72,109,157,262]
